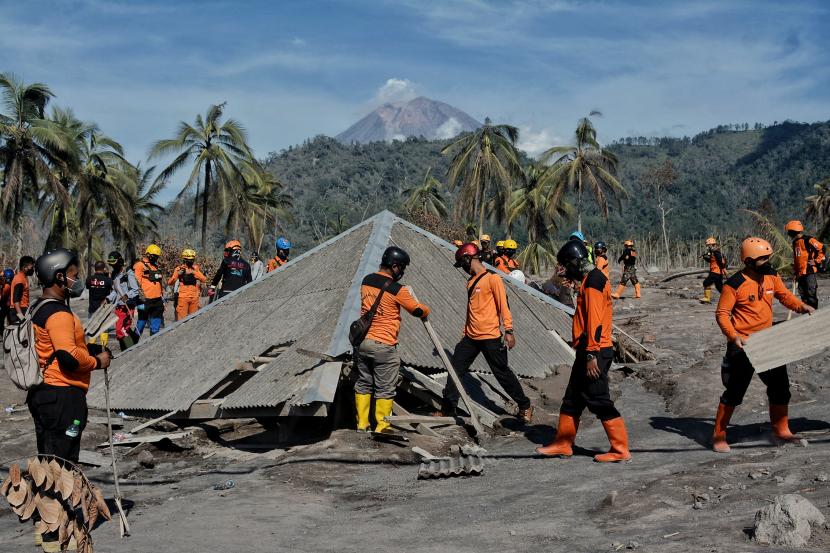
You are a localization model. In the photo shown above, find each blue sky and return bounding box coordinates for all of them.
[2,0,829,200]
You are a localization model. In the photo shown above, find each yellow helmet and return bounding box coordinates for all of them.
[146,244,161,256]
[472,239,481,248]
[496,240,505,248]
[452,239,464,247]
[705,237,717,246]
[181,248,196,260]
[504,239,518,250]
[480,233,491,242]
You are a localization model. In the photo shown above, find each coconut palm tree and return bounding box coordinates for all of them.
[149,103,254,250]
[509,163,572,274]
[538,112,625,232]
[806,177,830,240]
[402,166,448,218]
[441,118,523,240]
[0,73,72,256]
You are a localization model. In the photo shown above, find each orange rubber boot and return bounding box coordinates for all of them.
[594,417,632,462]
[634,283,641,298]
[536,413,579,457]
[770,404,800,442]
[712,402,734,453]
[611,285,625,299]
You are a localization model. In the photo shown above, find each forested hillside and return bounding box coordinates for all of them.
[261,120,830,250]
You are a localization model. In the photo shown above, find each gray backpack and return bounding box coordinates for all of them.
[3,299,61,390]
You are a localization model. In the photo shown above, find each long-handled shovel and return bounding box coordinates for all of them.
[420,318,485,442]
[103,366,131,537]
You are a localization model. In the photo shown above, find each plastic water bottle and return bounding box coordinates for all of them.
[65,419,81,438]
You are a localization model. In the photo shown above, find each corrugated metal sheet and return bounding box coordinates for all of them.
[87,221,373,412]
[744,307,830,373]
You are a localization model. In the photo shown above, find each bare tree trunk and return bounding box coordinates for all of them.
[201,161,212,252]
[660,203,670,271]
[194,180,200,227]
[577,172,583,233]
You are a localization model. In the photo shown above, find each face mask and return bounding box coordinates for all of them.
[461,258,473,275]
[564,258,588,281]
[231,249,242,259]
[66,276,85,298]
[391,265,405,282]
[148,255,159,265]
[25,267,35,276]
[277,250,288,261]
[184,260,194,267]
[755,262,776,275]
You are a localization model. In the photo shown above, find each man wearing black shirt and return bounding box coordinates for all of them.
[86,261,113,316]
[210,240,252,300]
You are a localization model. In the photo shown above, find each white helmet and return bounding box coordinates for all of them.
[509,270,526,283]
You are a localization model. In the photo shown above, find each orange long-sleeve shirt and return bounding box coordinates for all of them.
[464,271,513,340]
[9,271,30,309]
[572,268,613,351]
[703,250,728,275]
[361,272,430,346]
[267,256,287,273]
[716,270,808,342]
[595,256,610,278]
[493,256,520,274]
[133,258,164,300]
[168,264,206,299]
[32,300,99,391]
[792,236,825,277]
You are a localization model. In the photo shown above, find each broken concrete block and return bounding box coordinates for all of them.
[753,494,826,547]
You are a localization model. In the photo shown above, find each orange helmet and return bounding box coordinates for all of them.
[225,240,242,250]
[740,237,773,262]
[784,220,804,233]
[705,237,717,246]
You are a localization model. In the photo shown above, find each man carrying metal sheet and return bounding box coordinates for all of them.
[440,243,533,424]
[711,237,814,453]
[354,247,431,433]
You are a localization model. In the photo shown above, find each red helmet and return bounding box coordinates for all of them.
[454,243,480,267]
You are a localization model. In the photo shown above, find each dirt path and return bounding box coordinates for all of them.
[1,274,828,552]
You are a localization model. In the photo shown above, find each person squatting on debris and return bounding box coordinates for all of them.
[107,251,141,351]
[612,239,640,299]
[168,249,206,320]
[250,251,265,281]
[85,260,113,316]
[494,239,520,274]
[537,240,632,462]
[785,220,825,309]
[700,237,728,304]
[711,237,814,453]
[210,240,252,300]
[354,247,430,433]
[267,237,291,273]
[27,249,112,550]
[442,243,534,424]
[9,255,35,324]
[594,241,609,278]
[134,244,166,336]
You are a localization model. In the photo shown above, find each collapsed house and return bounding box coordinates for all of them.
[87,211,585,429]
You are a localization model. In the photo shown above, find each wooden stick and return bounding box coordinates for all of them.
[128,410,178,434]
[787,279,797,321]
[420,318,485,441]
[659,269,708,283]
[104,368,131,537]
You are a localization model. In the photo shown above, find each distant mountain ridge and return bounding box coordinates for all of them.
[336,97,481,144]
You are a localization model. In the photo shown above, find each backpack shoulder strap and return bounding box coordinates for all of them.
[467,271,489,300]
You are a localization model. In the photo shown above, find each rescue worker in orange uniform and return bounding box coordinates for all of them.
[8,255,35,324]
[785,220,825,308]
[28,249,111,552]
[495,240,505,259]
[711,237,814,453]
[168,249,206,320]
[133,244,165,336]
[452,239,464,248]
[354,247,430,433]
[267,237,291,273]
[0,268,12,334]
[700,237,728,304]
[594,241,609,278]
[442,243,533,424]
[612,239,640,299]
[537,240,631,462]
[494,239,521,274]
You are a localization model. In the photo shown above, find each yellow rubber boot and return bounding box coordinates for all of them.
[634,283,642,298]
[374,398,395,433]
[611,284,625,299]
[699,288,712,304]
[355,393,372,431]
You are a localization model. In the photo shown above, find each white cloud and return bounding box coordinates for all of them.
[517,126,564,158]
[375,78,418,105]
[435,117,463,139]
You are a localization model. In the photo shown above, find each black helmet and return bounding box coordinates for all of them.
[381,246,410,268]
[36,248,79,287]
[107,251,124,266]
[556,240,591,280]
[594,241,607,253]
